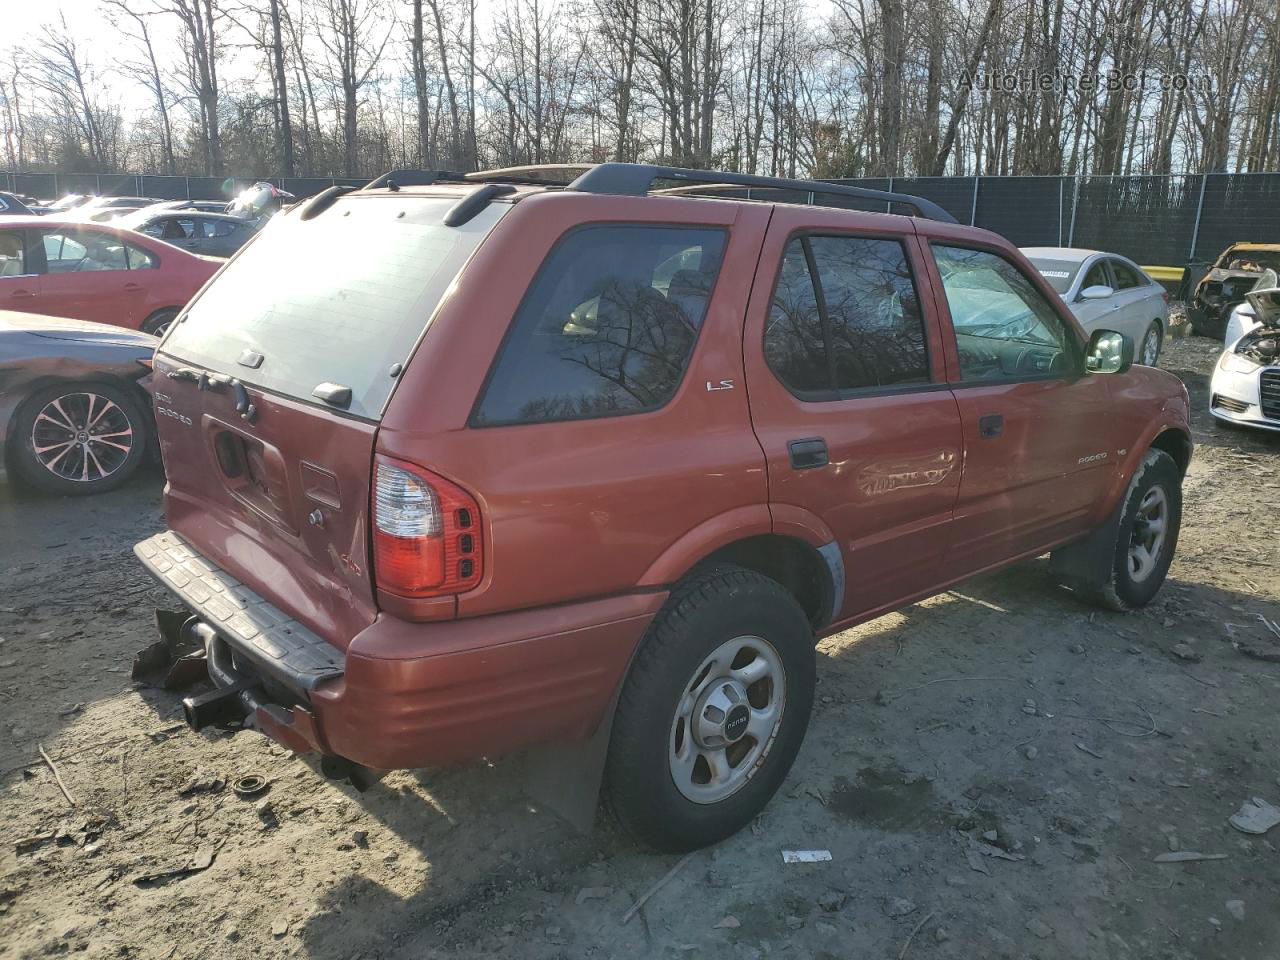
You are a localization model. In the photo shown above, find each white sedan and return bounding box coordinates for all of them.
[1209,284,1280,433]
[1022,247,1169,366]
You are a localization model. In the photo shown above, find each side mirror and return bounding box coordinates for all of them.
[1079,284,1114,301]
[1086,329,1134,374]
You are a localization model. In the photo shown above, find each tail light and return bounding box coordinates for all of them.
[1161,290,1170,304]
[372,455,483,598]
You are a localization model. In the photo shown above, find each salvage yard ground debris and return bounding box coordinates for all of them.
[1,334,1279,959]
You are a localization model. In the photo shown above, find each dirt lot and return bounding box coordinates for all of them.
[2,334,1278,960]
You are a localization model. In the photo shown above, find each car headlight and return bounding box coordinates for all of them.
[1219,351,1261,374]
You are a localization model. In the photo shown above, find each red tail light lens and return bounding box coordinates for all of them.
[372,455,482,598]
[1162,290,1170,304]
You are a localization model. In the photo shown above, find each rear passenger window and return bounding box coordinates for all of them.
[473,225,726,425]
[763,240,828,396]
[764,235,929,398]
[125,243,157,270]
[809,236,928,390]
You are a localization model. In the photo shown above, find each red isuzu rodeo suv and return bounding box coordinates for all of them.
[134,164,1191,851]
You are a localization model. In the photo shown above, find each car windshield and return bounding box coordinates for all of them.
[1027,257,1079,294]
[163,194,509,419]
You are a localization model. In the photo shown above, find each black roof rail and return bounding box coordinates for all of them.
[567,162,958,223]
[297,184,356,220]
[363,169,467,190]
[465,164,593,186]
[443,183,516,226]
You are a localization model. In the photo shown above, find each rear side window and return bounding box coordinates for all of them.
[126,244,157,270]
[473,225,726,425]
[763,240,828,396]
[764,234,929,398]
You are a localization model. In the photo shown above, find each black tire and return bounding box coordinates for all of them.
[1138,321,1163,366]
[9,381,149,496]
[604,564,815,852]
[1052,449,1182,611]
[141,309,179,337]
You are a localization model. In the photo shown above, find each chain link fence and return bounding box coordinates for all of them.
[5,170,1278,270]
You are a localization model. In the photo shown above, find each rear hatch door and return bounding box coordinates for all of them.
[154,191,509,647]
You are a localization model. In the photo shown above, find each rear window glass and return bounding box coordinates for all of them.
[163,196,507,419]
[473,224,726,426]
[1027,258,1080,293]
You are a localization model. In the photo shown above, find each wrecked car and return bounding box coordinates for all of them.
[1188,242,1280,339]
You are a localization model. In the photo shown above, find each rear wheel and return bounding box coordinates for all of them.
[1139,321,1163,366]
[604,564,815,851]
[10,382,149,496]
[142,309,179,337]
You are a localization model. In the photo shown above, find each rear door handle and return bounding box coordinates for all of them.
[10,288,36,300]
[124,282,142,291]
[788,437,828,469]
[979,414,1003,438]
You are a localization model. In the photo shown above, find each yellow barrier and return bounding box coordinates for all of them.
[1140,265,1185,282]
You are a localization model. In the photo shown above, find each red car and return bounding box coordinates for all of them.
[133,165,1191,851]
[0,218,219,336]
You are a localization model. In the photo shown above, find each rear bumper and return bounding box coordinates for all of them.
[135,530,664,769]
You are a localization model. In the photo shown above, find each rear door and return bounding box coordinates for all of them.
[35,226,135,327]
[1108,257,1158,344]
[154,192,510,646]
[743,206,963,621]
[923,241,1116,573]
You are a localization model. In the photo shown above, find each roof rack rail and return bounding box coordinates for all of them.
[363,169,468,190]
[567,163,957,223]
[465,164,593,186]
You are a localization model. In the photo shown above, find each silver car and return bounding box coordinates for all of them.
[1022,247,1169,366]
[114,209,258,258]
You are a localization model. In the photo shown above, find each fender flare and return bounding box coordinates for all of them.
[1101,415,1191,518]
[636,504,773,586]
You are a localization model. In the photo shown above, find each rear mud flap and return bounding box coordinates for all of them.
[515,687,619,835]
[131,610,210,689]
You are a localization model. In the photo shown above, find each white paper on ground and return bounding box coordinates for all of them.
[782,849,833,863]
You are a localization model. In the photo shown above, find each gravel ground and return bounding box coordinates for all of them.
[1,333,1278,960]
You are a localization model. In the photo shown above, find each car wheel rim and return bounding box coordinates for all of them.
[1141,327,1160,365]
[152,318,174,337]
[1128,486,1168,583]
[668,634,785,804]
[30,392,133,484]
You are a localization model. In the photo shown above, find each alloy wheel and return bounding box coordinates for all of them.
[1128,486,1168,582]
[668,635,786,804]
[1141,325,1160,366]
[30,392,134,484]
